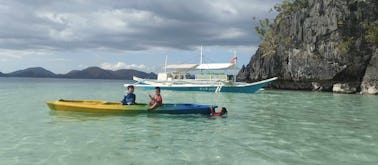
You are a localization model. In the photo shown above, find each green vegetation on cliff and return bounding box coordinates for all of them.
[365,21,378,45]
[272,0,308,14]
[255,0,308,39]
[253,18,277,57]
[337,37,354,55]
[254,0,308,57]
[254,18,273,40]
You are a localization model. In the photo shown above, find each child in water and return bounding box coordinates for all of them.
[147,87,163,110]
[210,107,227,116]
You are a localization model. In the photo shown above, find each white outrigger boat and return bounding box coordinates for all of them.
[126,47,277,93]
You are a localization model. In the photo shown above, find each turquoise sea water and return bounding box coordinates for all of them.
[0,77,377,165]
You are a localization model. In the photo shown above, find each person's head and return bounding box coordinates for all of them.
[154,87,161,95]
[127,85,134,93]
[221,107,227,115]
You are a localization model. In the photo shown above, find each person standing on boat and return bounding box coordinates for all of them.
[122,85,136,105]
[147,87,163,110]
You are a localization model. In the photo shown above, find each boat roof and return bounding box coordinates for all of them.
[166,63,239,71]
[166,64,198,71]
[195,63,238,70]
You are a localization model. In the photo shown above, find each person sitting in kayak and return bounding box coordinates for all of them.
[210,107,227,116]
[147,87,162,110]
[122,85,136,105]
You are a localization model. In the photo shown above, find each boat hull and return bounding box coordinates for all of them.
[128,77,278,93]
[46,100,214,114]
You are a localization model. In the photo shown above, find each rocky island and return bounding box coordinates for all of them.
[0,67,156,80]
[238,0,377,94]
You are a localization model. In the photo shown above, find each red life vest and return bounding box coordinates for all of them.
[155,95,162,105]
[211,112,223,116]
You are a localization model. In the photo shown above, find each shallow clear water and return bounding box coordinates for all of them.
[0,77,377,165]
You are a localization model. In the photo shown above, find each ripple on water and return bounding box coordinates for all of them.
[0,78,378,164]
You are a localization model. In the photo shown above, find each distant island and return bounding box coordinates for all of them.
[0,67,157,80]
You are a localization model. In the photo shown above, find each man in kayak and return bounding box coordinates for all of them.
[122,85,136,105]
[147,87,163,110]
[210,107,227,116]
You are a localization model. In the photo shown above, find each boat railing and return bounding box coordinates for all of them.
[195,73,228,81]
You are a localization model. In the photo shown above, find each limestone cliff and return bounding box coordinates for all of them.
[238,0,378,94]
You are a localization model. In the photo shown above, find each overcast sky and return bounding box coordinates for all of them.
[0,0,280,73]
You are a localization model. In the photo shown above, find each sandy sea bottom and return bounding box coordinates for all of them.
[0,77,377,165]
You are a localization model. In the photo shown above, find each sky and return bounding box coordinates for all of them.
[0,0,280,74]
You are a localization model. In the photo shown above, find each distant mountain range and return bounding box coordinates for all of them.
[0,67,157,80]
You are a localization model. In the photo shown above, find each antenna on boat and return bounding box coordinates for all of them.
[164,55,168,73]
[200,45,203,73]
[233,50,237,82]
[200,45,203,65]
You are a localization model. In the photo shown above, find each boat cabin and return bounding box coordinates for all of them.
[157,72,192,81]
[157,62,238,82]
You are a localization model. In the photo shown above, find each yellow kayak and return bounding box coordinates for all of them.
[46,99,215,114]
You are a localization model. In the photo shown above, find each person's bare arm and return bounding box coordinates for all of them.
[147,93,156,102]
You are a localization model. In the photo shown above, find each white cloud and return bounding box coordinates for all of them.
[94,9,167,33]
[0,0,280,52]
[36,11,70,24]
[0,0,280,73]
[0,48,51,58]
[33,8,172,44]
[100,62,147,71]
[209,1,239,16]
[213,28,247,40]
[36,11,88,41]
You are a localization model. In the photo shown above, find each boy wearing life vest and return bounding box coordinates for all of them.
[122,85,136,105]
